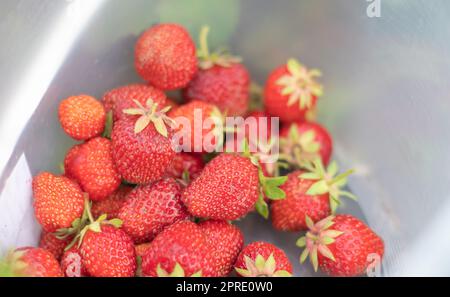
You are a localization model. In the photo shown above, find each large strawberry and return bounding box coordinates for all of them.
[118,178,190,243]
[234,242,292,277]
[0,247,63,277]
[39,232,72,261]
[280,121,333,168]
[141,221,217,277]
[264,59,323,123]
[65,137,121,201]
[271,159,356,231]
[198,220,244,276]
[164,152,204,181]
[91,185,133,219]
[58,94,106,140]
[60,246,88,277]
[32,172,84,232]
[112,98,176,184]
[102,84,168,122]
[297,215,384,276]
[135,23,197,90]
[184,26,250,116]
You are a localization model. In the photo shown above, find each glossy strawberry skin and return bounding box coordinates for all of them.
[91,185,133,219]
[118,178,190,243]
[102,84,168,122]
[182,154,259,220]
[60,246,89,277]
[141,221,217,277]
[164,153,204,180]
[58,95,106,140]
[32,172,85,233]
[317,215,384,277]
[80,224,136,277]
[235,242,293,276]
[271,170,330,232]
[184,64,250,116]
[14,247,63,277]
[66,137,121,201]
[39,232,72,261]
[280,121,333,166]
[198,220,244,276]
[135,23,197,90]
[111,116,175,184]
[264,65,317,123]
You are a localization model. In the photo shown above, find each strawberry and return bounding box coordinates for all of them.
[164,152,204,181]
[39,232,72,260]
[264,59,323,123]
[135,23,197,90]
[60,246,88,277]
[297,215,384,276]
[234,242,292,277]
[118,178,190,243]
[280,121,333,168]
[0,247,63,277]
[58,94,106,140]
[63,144,82,179]
[141,221,217,277]
[65,137,121,201]
[184,26,250,116]
[32,172,84,232]
[102,84,168,122]
[112,99,175,184]
[198,220,244,276]
[91,185,133,219]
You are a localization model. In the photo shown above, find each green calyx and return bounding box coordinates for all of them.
[156,263,202,277]
[235,254,292,277]
[276,58,323,110]
[123,98,175,136]
[0,250,27,277]
[280,125,321,168]
[297,215,344,272]
[197,25,242,70]
[299,158,357,213]
[102,110,113,139]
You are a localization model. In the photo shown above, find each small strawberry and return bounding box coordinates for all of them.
[141,221,216,277]
[118,178,190,243]
[297,215,384,276]
[112,99,176,184]
[264,59,323,123]
[135,23,197,90]
[91,185,133,219]
[234,242,292,277]
[65,137,121,201]
[280,121,333,168]
[60,246,88,277]
[58,94,106,140]
[184,26,250,116]
[198,220,244,276]
[32,172,84,232]
[102,84,168,122]
[0,247,63,277]
[39,232,72,260]
[164,153,204,181]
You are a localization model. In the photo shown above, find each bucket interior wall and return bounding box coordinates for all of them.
[1,0,450,276]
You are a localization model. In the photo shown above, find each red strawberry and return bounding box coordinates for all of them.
[198,220,244,276]
[91,185,133,219]
[32,172,84,232]
[184,26,250,116]
[280,121,333,167]
[297,215,384,276]
[65,137,121,201]
[264,59,323,123]
[58,94,106,140]
[39,232,72,260]
[102,84,168,122]
[164,153,204,181]
[135,23,197,90]
[234,242,292,277]
[182,153,259,220]
[0,247,63,277]
[60,246,88,277]
[141,221,217,277]
[63,144,82,179]
[112,99,175,184]
[118,178,190,243]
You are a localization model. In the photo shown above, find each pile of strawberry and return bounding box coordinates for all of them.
[0,23,384,277]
